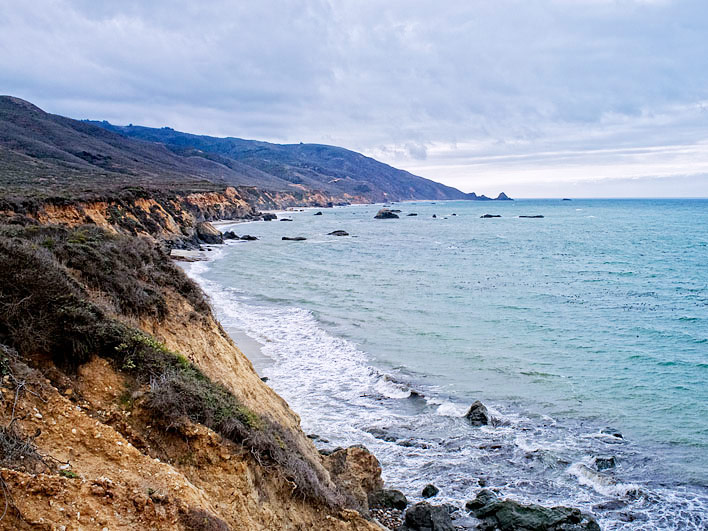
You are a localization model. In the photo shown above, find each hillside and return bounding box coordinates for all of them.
[90,121,505,203]
[0,95,508,205]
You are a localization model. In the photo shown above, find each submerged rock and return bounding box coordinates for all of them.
[369,489,408,510]
[282,236,306,241]
[465,400,490,426]
[328,230,349,236]
[422,484,439,498]
[407,213,418,216]
[519,215,544,218]
[314,211,323,215]
[466,490,600,531]
[398,502,454,531]
[240,234,258,241]
[481,214,501,218]
[594,456,617,470]
[375,208,399,219]
[601,427,623,439]
[195,221,223,244]
[279,218,293,222]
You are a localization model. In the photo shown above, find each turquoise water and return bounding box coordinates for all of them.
[188,199,708,530]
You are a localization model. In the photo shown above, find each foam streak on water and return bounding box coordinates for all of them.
[185,199,708,530]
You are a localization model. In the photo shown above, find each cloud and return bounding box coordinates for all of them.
[0,0,707,196]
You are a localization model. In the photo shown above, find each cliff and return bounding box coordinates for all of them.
[0,219,383,530]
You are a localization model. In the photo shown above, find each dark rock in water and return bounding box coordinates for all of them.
[314,211,323,215]
[422,484,440,498]
[496,192,512,200]
[195,221,223,244]
[466,490,600,531]
[328,230,349,236]
[519,215,544,218]
[601,427,623,439]
[282,236,306,241]
[222,230,239,240]
[375,208,399,219]
[366,427,397,442]
[451,213,456,216]
[280,218,293,222]
[593,500,626,512]
[260,376,269,382]
[398,502,455,531]
[390,209,402,213]
[407,213,418,216]
[262,212,277,221]
[562,198,572,201]
[465,400,489,426]
[594,456,617,470]
[481,214,501,218]
[369,489,408,510]
[432,214,437,218]
[240,234,258,241]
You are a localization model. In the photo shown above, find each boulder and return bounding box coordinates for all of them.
[282,236,306,241]
[481,214,501,218]
[369,489,408,510]
[240,234,258,241]
[261,212,277,221]
[222,230,239,240]
[398,502,454,531]
[314,211,323,216]
[390,209,402,213]
[323,446,383,511]
[328,230,349,236]
[432,214,437,218]
[375,208,399,219]
[407,213,418,216]
[422,484,439,498]
[519,215,544,218]
[465,400,489,426]
[195,221,223,244]
[280,218,293,222]
[465,490,600,531]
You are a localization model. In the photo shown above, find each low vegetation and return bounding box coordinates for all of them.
[0,224,345,507]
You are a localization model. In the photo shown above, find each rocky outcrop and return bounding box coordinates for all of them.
[481,214,501,218]
[465,400,490,426]
[398,502,455,531]
[282,236,307,241]
[495,192,512,200]
[240,234,258,241]
[328,230,349,236]
[323,446,384,511]
[196,221,223,244]
[465,490,601,531]
[375,208,399,219]
[519,215,544,218]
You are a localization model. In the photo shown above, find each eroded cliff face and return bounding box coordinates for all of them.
[0,216,384,530]
[0,304,381,530]
[0,185,362,247]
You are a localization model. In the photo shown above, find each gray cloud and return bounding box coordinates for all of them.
[1,0,707,196]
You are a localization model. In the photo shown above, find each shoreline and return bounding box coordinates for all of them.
[179,208,708,531]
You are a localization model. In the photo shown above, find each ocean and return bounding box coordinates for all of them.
[184,199,707,530]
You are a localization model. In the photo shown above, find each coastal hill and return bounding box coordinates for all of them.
[90,120,509,203]
[0,95,509,205]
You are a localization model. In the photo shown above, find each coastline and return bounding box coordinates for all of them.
[178,203,708,531]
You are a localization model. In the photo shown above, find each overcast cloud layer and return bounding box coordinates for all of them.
[1,0,707,197]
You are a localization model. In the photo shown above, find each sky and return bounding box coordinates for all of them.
[1,0,707,197]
